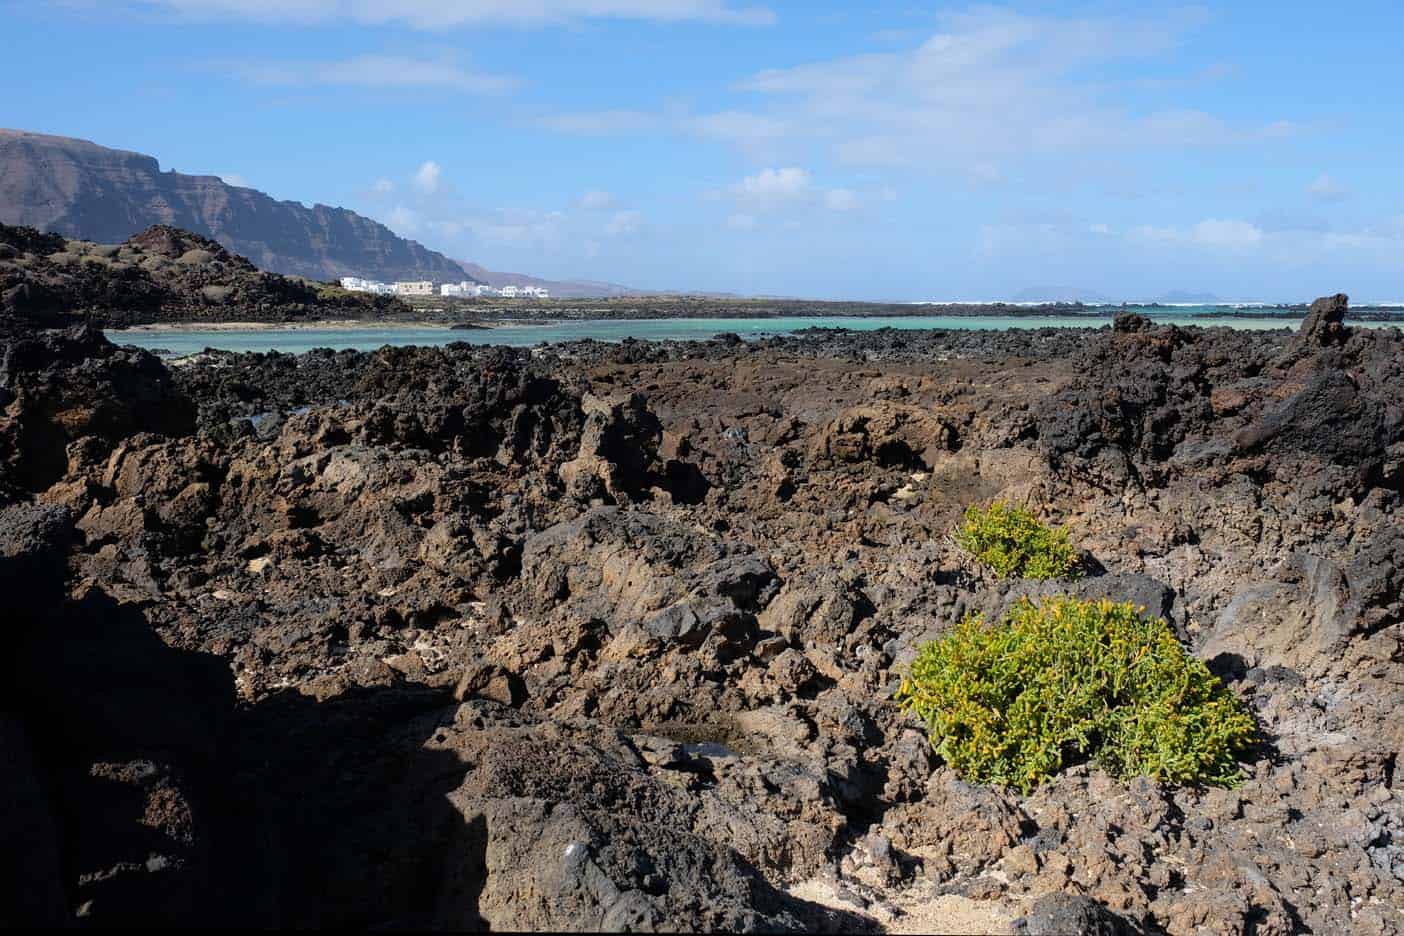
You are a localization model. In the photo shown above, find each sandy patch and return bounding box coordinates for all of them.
[788,878,1019,934]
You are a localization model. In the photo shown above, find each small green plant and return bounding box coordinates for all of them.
[896,597,1256,793]
[954,501,1080,580]
[316,284,354,301]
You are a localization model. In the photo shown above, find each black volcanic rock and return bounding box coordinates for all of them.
[0,221,409,327]
[0,129,473,283]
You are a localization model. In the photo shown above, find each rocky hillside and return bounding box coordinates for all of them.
[0,222,410,327]
[0,129,471,283]
[2,294,1401,932]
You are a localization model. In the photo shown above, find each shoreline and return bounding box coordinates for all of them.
[106,309,1404,334]
[111,319,537,334]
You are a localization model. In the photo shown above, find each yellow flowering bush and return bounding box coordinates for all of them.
[954,502,1080,580]
[896,597,1256,793]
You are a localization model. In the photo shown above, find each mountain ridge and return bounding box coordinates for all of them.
[0,128,475,284]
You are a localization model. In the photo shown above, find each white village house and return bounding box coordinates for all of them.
[491,285,549,298]
[342,277,547,299]
[440,282,506,298]
[339,276,396,295]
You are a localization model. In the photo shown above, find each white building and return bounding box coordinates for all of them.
[521,285,550,298]
[498,285,520,298]
[393,281,434,296]
[441,281,504,297]
[341,276,397,295]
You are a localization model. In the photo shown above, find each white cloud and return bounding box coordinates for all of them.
[535,110,658,134]
[726,213,757,230]
[823,188,858,212]
[133,0,776,27]
[539,7,1291,178]
[1191,219,1264,248]
[604,209,643,235]
[461,208,569,248]
[234,54,516,94]
[544,108,792,154]
[1307,173,1348,201]
[1133,219,1265,249]
[681,110,791,147]
[985,215,1400,264]
[1321,217,1404,251]
[372,178,395,195]
[737,167,812,203]
[720,168,878,220]
[578,190,618,210]
[428,219,466,238]
[386,204,421,234]
[413,160,443,194]
[966,163,1004,186]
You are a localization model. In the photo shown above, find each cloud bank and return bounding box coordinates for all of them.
[131,0,775,27]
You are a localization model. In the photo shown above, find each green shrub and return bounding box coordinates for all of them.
[316,284,354,301]
[895,597,1256,793]
[954,501,1080,580]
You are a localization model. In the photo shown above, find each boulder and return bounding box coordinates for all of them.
[811,404,958,469]
[558,392,662,500]
[454,658,526,707]
[519,507,777,643]
[1018,893,1135,936]
[1201,543,1400,672]
[1299,293,1349,346]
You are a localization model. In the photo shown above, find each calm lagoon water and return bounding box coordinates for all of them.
[108,309,1346,356]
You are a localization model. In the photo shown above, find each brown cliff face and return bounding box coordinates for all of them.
[0,129,472,283]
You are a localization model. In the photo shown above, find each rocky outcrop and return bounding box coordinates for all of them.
[0,221,408,327]
[0,129,471,283]
[1299,292,1350,346]
[0,323,194,497]
[558,392,664,500]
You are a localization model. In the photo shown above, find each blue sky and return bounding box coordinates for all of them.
[5,1,1403,301]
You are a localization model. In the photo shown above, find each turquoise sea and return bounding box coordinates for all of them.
[108,307,1394,356]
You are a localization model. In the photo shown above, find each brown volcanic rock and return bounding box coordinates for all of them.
[1300,292,1350,346]
[5,312,1404,932]
[0,323,195,496]
[0,129,472,283]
